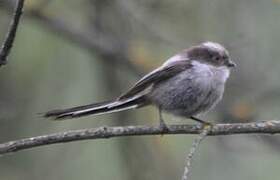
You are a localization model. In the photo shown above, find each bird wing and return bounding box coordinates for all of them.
[118,60,192,100]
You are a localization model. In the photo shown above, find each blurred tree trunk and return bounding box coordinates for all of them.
[88,1,177,179]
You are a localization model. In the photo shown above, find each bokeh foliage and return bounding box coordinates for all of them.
[1,0,280,180]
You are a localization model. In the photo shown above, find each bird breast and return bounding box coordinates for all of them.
[149,61,230,117]
[192,61,230,90]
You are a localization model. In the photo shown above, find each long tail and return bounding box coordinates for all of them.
[44,96,148,120]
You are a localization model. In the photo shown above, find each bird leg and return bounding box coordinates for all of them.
[190,116,213,127]
[158,108,169,132]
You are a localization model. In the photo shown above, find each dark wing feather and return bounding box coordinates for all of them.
[118,61,192,100]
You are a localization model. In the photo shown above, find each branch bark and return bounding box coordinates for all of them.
[0,0,25,66]
[0,120,280,155]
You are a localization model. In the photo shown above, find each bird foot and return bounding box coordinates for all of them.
[159,119,169,133]
[190,116,212,126]
[201,121,213,128]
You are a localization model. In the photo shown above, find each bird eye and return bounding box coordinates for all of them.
[213,56,220,61]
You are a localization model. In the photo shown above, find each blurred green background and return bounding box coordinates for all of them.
[1,0,280,179]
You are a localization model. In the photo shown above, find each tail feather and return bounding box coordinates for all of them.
[44,96,148,120]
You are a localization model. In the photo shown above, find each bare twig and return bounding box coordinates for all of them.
[181,126,211,180]
[0,0,25,66]
[0,2,143,75]
[0,120,280,155]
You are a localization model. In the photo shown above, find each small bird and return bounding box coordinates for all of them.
[45,42,236,127]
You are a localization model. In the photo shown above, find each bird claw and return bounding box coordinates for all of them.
[160,121,169,131]
[159,118,169,135]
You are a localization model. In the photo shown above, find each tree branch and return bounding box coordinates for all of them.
[0,120,280,155]
[0,0,25,66]
[0,2,143,75]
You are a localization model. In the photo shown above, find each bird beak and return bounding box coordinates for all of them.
[226,59,236,68]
